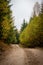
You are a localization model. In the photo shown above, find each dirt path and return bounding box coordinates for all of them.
[0,44,43,65]
[0,44,26,65]
[24,48,43,65]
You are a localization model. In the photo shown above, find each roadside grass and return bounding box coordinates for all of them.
[19,44,43,49]
[0,40,11,52]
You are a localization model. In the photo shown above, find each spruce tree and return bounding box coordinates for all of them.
[38,2,43,46]
[20,19,28,33]
[0,0,16,44]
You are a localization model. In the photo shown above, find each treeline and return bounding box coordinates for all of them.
[20,2,43,47]
[0,0,19,44]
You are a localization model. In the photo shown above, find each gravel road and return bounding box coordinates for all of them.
[0,44,43,65]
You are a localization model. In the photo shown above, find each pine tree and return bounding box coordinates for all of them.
[20,2,43,47]
[20,19,28,33]
[38,2,43,46]
[0,0,15,44]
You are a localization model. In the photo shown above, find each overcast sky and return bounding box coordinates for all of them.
[11,0,41,30]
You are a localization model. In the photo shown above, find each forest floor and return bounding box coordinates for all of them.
[0,44,43,65]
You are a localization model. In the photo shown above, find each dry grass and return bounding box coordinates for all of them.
[0,40,11,52]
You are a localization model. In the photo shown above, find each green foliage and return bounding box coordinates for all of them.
[20,19,28,33]
[0,0,12,40]
[14,29,19,44]
[0,0,19,44]
[6,27,15,44]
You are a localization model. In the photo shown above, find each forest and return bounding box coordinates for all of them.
[0,0,43,48]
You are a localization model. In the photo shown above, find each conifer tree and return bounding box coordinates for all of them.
[20,19,28,33]
[0,0,17,44]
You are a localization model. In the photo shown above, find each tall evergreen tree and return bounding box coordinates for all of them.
[20,19,28,33]
[0,0,17,44]
[20,2,43,47]
[38,2,43,46]
[0,0,12,40]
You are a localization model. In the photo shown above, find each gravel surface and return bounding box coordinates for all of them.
[0,44,43,65]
